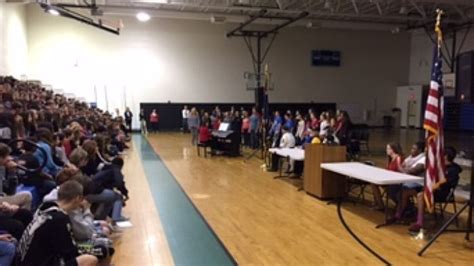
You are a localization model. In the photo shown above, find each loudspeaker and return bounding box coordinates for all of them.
[456,51,474,103]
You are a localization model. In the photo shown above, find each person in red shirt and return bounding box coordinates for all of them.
[212,116,221,131]
[309,112,319,130]
[149,109,159,133]
[371,142,403,210]
[198,122,211,145]
[241,111,250,147]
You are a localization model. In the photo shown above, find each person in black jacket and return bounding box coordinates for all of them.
[17,180,98,266]
[408,146,463,233]
[124,107,133,135]
[92,158,128,201]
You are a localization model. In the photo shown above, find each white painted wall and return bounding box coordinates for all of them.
[0,3,28,77]
[25,4,410,125]
[409,28,474,85]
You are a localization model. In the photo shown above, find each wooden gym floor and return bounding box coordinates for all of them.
[113,129,473,265]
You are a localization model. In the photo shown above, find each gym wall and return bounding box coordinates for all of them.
[24,4,411,128]
[0,3,28,78]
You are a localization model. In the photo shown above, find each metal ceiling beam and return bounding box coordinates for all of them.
[51,0,474,26]
[351,0,359,15]
[410,0,426,19]
[226,9,267,37]
[263,11,308,35]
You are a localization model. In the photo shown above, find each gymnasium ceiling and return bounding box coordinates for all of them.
[37,0,474,30]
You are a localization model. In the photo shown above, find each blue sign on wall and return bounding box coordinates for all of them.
[311,50,341,66]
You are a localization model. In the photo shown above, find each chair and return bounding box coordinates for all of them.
[197,142,211,158]
[358,125,371,155]
[434,187,459,227]
[346,161,373,203]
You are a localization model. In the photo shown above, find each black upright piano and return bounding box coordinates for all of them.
[211,122,240,156]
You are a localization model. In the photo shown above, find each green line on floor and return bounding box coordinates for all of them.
[134,134,236,266]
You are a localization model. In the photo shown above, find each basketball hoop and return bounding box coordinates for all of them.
[244,71,275,91]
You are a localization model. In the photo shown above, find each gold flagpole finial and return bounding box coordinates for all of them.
[435,9,444,47]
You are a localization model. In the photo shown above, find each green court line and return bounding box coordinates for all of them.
[134,135,237,266]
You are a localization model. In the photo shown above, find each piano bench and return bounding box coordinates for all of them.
[197,142,211,158]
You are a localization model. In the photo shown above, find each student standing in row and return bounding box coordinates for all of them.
[249,108,260,149]
[188,108,200,145]
[124,107,133,134]
[139,109,147,135]
[149,109,159,133]
[182,105,190,133]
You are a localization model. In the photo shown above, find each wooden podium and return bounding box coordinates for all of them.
[303,144,346,199]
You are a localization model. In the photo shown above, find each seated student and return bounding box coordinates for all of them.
[54,133,70,165]
[0,201,33,241]
[198,122,211,145]
[17,180,99,266]
[18,140,57,199]
[34,128,62,177]
[387,141,426,223]
[95,134,114,164]
[67,149,125,222]
[81,140,101,177]
[279,126,296,149]
[408,147,462,233]
[371,143,403,210]
[92,158,129,223]
[278,126,296,172]
[0,143,32,210]
[0,233,15,266]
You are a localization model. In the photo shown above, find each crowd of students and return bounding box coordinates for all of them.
[0,76,131,266]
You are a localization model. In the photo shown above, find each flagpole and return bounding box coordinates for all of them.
[417,9,472,255]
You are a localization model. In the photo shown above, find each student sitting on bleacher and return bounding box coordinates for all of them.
[0,143,32,211]
[17,180,99,266]
[81,140,101,177]
[67,148,121,222]
[43,170,115,265]
[34,128,62,177]
[17,140,57,199]
[0,233,16,266]
[408,147,462,233]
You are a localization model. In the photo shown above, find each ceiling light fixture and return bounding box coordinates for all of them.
[47,7,60,16]
[136,12,151,22]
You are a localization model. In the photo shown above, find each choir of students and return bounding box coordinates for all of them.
[267,109,352,148]
[186,104,351,152]
[0,76,132,266]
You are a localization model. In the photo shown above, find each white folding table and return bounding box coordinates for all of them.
[321,162,423,227]
[269,148,305,182]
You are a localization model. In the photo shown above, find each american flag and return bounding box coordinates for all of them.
[423,15,446,213]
